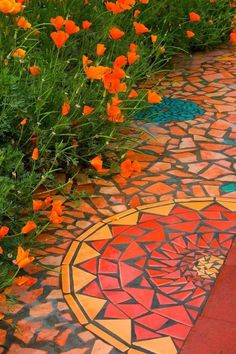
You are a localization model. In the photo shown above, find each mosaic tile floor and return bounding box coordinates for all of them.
[0,45,236,353]
[62,198,236,354]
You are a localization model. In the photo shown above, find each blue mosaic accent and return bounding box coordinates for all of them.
[220,183,236,194]
[134,97,205,124]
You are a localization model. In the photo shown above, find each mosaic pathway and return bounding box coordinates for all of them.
[0,45,235,353]
[62,198,236,354]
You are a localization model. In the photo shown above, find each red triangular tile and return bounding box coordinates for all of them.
[119,262,143,286]
[192,288,205,299]
[198,226,216,232]
[202,233,214,243]
[171,206,192,214]
[91,240,109,252]
[120,242,146,261]
[82,280,104,298]
[134,257,146,268]
[135,313,168,331]
[103,290,131,304]
[117,303,148,318]
[169,232,185,240]
[186,308,198,320]
[204,220,236,231]
[111,235,134,244]
[171,291,192,301]
[165,270,181,279]
[140,277,152,288]
[104,303,128,319]
[172,237,187,248]
[154,305,193,326]
[134,324,160,340]
[126,288,154,308]
[197,238,209,248]
[102,245,121,260]
[111,225,131,236]
[171,221,199,233]
[158,323,191,340]
[98,259,118,274]
[137,228,165,243]
[158,286,181,294]
[187,295,205,308]
[156,293,177,305]
[80,258,97,274]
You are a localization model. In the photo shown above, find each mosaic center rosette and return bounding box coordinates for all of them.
[61,198,236,354]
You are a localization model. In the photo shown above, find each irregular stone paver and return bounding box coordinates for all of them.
[0,45,236,353]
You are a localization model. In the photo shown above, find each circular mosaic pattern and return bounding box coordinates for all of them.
[134,97,205,124]
[62,198,236,354]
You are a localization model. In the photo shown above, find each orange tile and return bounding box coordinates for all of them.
[95,319,132,344]
[76,222,105,241]
[61,265,71,294]
[85,225,113,241]
[72,267,96,292]
[134,336,177,354]
[73,243,100,265]
[76,294,106,320]
[62,241,80,265]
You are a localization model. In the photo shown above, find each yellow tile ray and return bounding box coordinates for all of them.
[73,242,100,264]
[134,336,177,354]
[86,224,113,241]
[103,209,137,223]
[64,294,88,324]
[61,265,71,293]
[143,204,174,216]
[110,212,139,225]
[179,201,213,211]
[86,324,129,352]
[72,266,96,292]
[217,201,236,211]
[137,200,174,210]
[76,294,106,320]
[76,222,105,241]
[62,241,79,265]
[96,319,132,344]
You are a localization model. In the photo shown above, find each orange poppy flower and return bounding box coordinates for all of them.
[32,199,43,211]
[13,48,26,58]
[48,210,63,224]
[83,105,94,115]
[127,51,140,64]
[0,0,15,14]
[151,34,158,43]
[189,12,201,22]
[0,294,6,302]
[186,30,195,38]
[50,16,65,30]
[21,220,37,234]
[147,90,162,104]
[133,22,149,35]
[0,313,4,320]
[120,158,142,178]
[44,196,53,206]
[89,155,109,173]
[14,246,35,268]
[105,2,123,15]
[51,200,64,216]
[139,0,149,3]
[128,89,138,98]
[11,2,23,15]
[82,20,92,30]
[14,276,35,286]
[61,102,71,116]
[113,55,127,67]
[230,31,236,44]
[129,43,138,52]
[29,65,40,76]
[107,102,124,123]
[134,9,140,18]
[96,43,106,56]
[20,118,27,125]
[109,27,125,40]
[32,147,39,160]
[85,65,111,80]
[0,226,9,239]
[50,31,69,48]
[16,16,31,29]
[82,54,93,66]
[65,20,80,35]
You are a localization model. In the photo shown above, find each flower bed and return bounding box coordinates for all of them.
[0,0,235,296]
